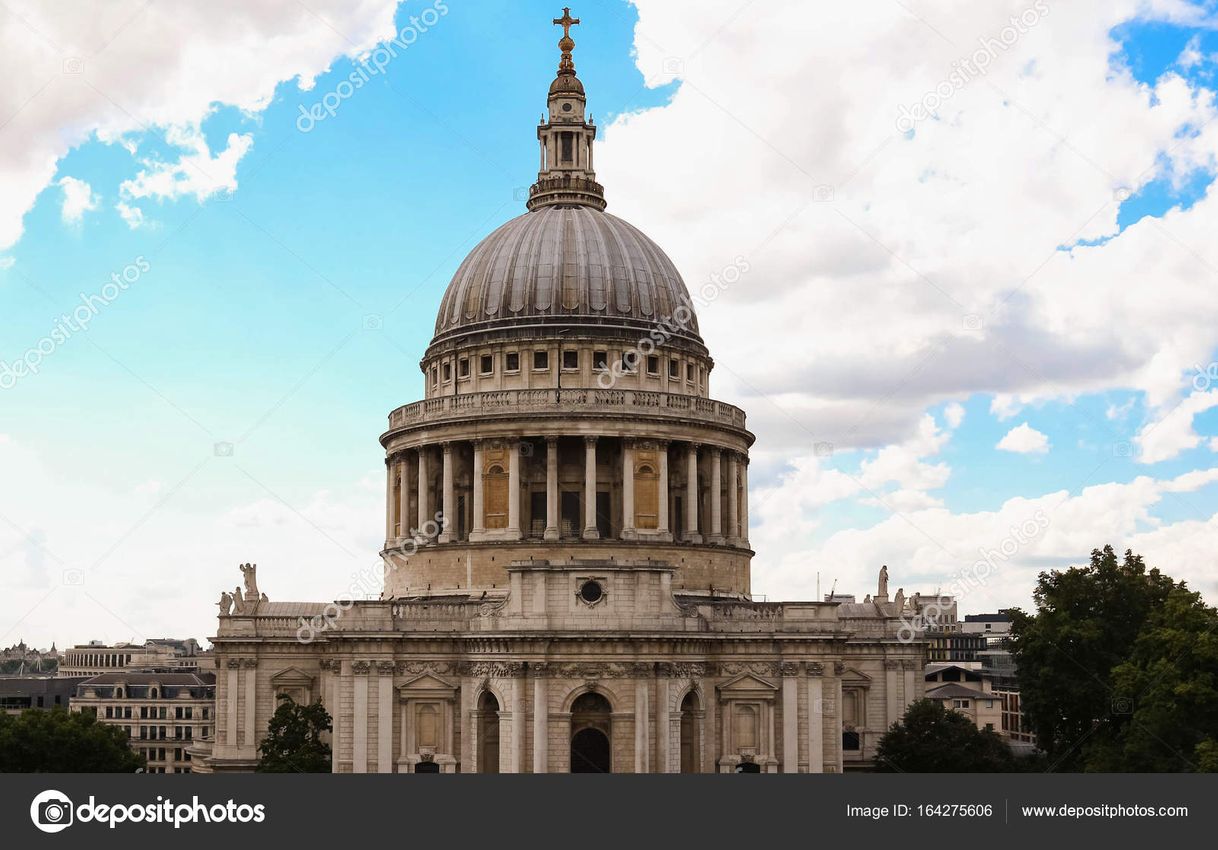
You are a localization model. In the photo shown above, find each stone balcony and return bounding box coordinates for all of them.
[386,388,748,433]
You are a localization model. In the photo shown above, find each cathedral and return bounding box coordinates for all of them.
[196,10,926,775]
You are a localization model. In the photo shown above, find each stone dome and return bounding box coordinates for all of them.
[431,205,704,350]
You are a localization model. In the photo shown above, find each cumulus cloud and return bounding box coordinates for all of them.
[997,422,1051,454]
[1135,389,1218,463]
[0,0,402,251]
[56,176,98,224]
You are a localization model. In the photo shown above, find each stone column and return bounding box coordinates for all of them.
[727,453,739,545]
[582,436,599,539]
[782,663,798,773]
[507,439,522,539]
[656,675,670,773]
[885,660,902,728]
[242,659,257,750]
[353,661,369,774]
[417,447,431,538]
[807,664,825,773]
[709,447,724,544]
[903,660,918,710]
[224,660,238,747]
[472,440,485,538]
[740,457,750,547]
[397,455,410,540]
[544,437,559,540]
[634,677,649,773]
[384,460,394,542]
[684,443,702,543]
[377,662,394,773]
[439,442,455,543]
[657,442,670,538]
[511,672,526,773]
[533,673,548,773]
[621,438,635,539]
[834,667,844,773]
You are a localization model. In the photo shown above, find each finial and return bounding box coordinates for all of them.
[553,7,580,76]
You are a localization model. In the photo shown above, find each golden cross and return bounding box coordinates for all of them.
[553,7,580,39]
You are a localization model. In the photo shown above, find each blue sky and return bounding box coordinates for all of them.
[4,1,1218,646]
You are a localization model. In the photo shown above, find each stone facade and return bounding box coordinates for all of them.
[198,11,927,774]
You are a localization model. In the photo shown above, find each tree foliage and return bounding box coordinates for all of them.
[256,695,332,773]
[0,707,144,772]
[874,699,1018,772]
[1009,545,1218,772]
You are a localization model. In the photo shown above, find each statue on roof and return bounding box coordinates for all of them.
[877,565,889,599]
[240,562,259,600]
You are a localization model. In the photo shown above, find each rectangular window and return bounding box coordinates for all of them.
[646,355,660,375]
[562,350,579,370]
[686,363,695,381]
[458,358,470,378]
[619,352,636,373]
[431,366,438,386]
[479,354,493,375]
[561,132,573,163]
[593,350,608,370]
[533,350,549,370]
[442,362,451,382]
[668,359,680,379]
[505,352,520,372]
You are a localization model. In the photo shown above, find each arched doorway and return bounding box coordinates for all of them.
[569,692,612,773]
[414,761,440,773]
[679,690,700,773]
[479,691,500,773]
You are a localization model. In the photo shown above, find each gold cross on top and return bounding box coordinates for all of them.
[553,7,580,39]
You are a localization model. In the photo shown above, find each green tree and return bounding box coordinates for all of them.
[874,699,1017,772]
[256,695,332,773]
[1085,586,1218,772]
[1008,545,1176,770]
[0,707,144,772]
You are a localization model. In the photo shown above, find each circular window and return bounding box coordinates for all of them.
[578,580,604,604]
[561,102,573,112]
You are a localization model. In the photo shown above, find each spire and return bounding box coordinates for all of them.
[527,8,606,211]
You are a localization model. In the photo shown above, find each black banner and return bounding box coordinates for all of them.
[4,774,1213,845]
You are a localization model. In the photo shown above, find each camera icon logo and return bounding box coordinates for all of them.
[61,568,84,587]
[30,790,74,833]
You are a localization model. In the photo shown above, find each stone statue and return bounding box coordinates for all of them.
[863,594,872,604]
[260,592,269,604]
[219,591,233,616]
[894,587,905,611]
[232,585,247,615]
[240,562,259,599]
[877,565,889,598]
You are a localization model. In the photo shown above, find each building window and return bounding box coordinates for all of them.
[562,350,579,370]
[669,359,680,379]
[431,366,438,387]
[505,352,520,372]
[953,699,970,709]
[533,350,549,370]
[459,358,470,378]
[593,350,608,370]
[442,362,451,382]
[646,355,660,375]
[686,363,695,382]
[619,351,638,373]
[479,354,493,375]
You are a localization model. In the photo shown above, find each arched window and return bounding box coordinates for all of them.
[483,463,508,529]
[679,690,700,773]
[479,692,500,774]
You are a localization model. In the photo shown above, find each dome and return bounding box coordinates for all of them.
[431,205,704,350]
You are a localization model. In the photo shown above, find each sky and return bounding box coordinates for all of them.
[3,0,1218,649]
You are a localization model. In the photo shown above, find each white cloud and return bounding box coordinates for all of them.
[1135,389,1218,463]
[56,176,99,224]
[600,0,1218,455]
[119,126,252,206]
[114,202,145,230]
[0,0,403,251]
[944,401,966,429]
[996,422,1051,454]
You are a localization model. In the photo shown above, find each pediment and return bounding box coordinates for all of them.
[399,672,457,693]
[716,672,780,693]
[270,666,316,686]
[840,666,872,684]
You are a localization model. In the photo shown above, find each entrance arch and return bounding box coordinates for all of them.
[679,690,701,773]
[569,691,612,773]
